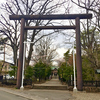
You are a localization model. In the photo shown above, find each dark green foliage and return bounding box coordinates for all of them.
[33,61,51,81]
[58,62,73,81]
[58,50,74,82]
[64,50,70,61]
[25,66,34,79]
[82,66,95,81]
[8,66,17,77]
[82,55,97,81]
[34,62,46,80]
[45,66,52,78]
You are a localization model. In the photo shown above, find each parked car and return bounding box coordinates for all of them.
[3,74,14,79]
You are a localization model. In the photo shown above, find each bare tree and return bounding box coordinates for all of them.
[71,0,100,31]
[31,35,58,65]
[71,0,100,69]
[0,0,21,65]
[0,0,70,67]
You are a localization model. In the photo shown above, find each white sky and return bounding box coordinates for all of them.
[56,48,67,58]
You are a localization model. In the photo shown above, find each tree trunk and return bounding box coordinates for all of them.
[13,46,18,66]
[25,30,36,67]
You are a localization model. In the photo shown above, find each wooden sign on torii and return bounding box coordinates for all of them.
[9,14,92,91]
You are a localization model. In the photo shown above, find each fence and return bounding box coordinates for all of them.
[83,81,100,87]
[1,79,32,85]
[67,80,100,87]
[0,75,3,82]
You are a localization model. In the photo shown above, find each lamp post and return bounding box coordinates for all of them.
[65,41,77,91]
[20,41,26,89]
[72,41,77,92]
[20,41,36,89]
[20,41,48,89]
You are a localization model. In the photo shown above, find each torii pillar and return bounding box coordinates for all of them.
[76,17,83,91]
[17,18,25,88]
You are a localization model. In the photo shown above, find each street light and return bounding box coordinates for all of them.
[72,41,77,92]
[20,41,48,89]
[20,41,34,89]
[65,41,77,91]
[20,41,26,89]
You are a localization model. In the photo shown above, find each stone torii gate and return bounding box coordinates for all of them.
[9,14,92,91]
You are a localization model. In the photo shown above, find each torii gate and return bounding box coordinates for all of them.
[9,14,92,91]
